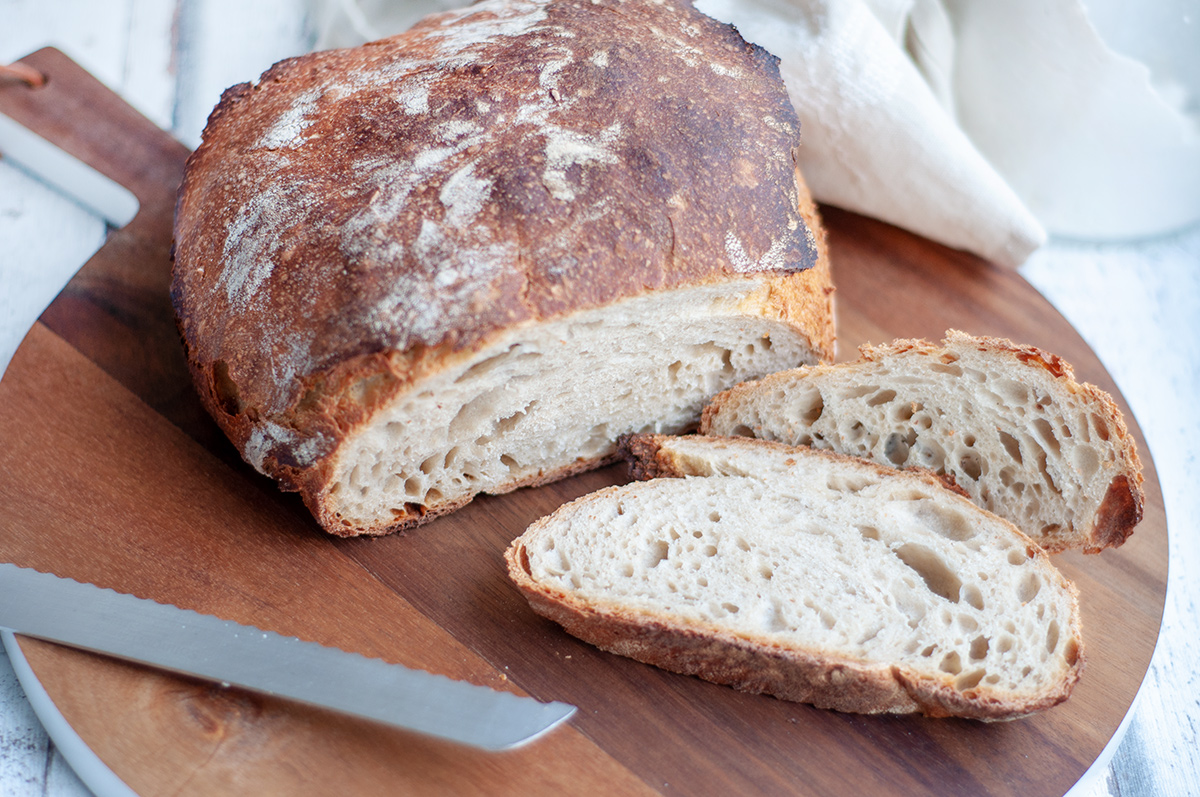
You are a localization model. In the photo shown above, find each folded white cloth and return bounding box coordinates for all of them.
[697,0,1045,266]
[311,0,1200,266]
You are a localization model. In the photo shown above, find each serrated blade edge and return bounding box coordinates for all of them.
[0,562,574,750]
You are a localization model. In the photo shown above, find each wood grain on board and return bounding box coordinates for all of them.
[0,48,1167,797]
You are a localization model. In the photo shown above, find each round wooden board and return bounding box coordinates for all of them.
[1,48,1167,797]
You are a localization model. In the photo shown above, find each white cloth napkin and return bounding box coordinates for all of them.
[311,0,1200,266]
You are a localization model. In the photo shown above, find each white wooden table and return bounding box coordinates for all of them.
[2,1,1198,794]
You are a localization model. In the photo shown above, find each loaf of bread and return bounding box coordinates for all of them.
[701,331,1143,553]
[172,0,835,535]
[507,434,1084,719]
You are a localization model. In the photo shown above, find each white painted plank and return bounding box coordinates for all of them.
[171,0,314,147]
[0,646,53,797]
[1023,224,1200,797]
[120,0,179,129]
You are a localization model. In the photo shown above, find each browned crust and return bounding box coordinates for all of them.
[699,330,1145,552]
[171,0,836,535]
[620,432,968,497]
[505,521,1083,720]
[315,450,623,537]
[1089,474,1143,554]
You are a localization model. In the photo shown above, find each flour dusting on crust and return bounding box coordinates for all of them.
[173,0,824,472]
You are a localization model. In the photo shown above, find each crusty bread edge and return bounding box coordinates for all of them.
[505,451,1084,720]
[297,253,833,537]
[698,330,1144,553]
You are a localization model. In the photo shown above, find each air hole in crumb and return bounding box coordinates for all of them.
[962,584,985,611]
[845,384,879,399]
[920,645,936,658]
[884,432,910,465]
[1046,620,1060,653]
[828,474,871,493]
[801,391,825,424]
[500,453,520,471]
[857,525,881,541]
[736,536,751,552]
[969,635,990,660]
[998,430,1023,464]
[866,389,897,407]
[709,511,722,523]
[730,424,754,437]
[997,635,1014,653]
[722,602,740,614]
[894,543,962,603]
[1091,413,1110,441]
[939,651,962,674]
[956,669,986,690]
[720,348,734,374]
[1017,572,1041,603]
[702,544,718,557]
[960,451,983,480]
[1007,548,1027,566]
[1032,418,1061,455]
[496,401,537,435]
[917,504,975,542]
[646,540,670,568]
[930,362,963,377]
[1064,637,1080,665]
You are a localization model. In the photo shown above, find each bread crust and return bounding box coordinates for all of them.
[699,330,1144,552]
[509,435,1085,720]
[507,554,1079,720]
[171,0,835,533]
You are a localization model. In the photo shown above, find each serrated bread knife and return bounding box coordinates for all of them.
[0,562,575,750]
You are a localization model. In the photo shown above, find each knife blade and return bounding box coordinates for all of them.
[0,562,574,750]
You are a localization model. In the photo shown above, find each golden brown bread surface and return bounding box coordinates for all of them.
[508,434,1084,720]
[171,0,835,535]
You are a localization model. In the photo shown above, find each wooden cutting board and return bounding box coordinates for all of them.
[0,48,1167,797]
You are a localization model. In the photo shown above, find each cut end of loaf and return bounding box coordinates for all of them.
[510,435,1085,720]
[700,330,1144,553]
[314,284,827,535]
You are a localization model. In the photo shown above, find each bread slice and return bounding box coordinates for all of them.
[700,331,1143,553]
[507,434,1084,720]
[171,0,835,536]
